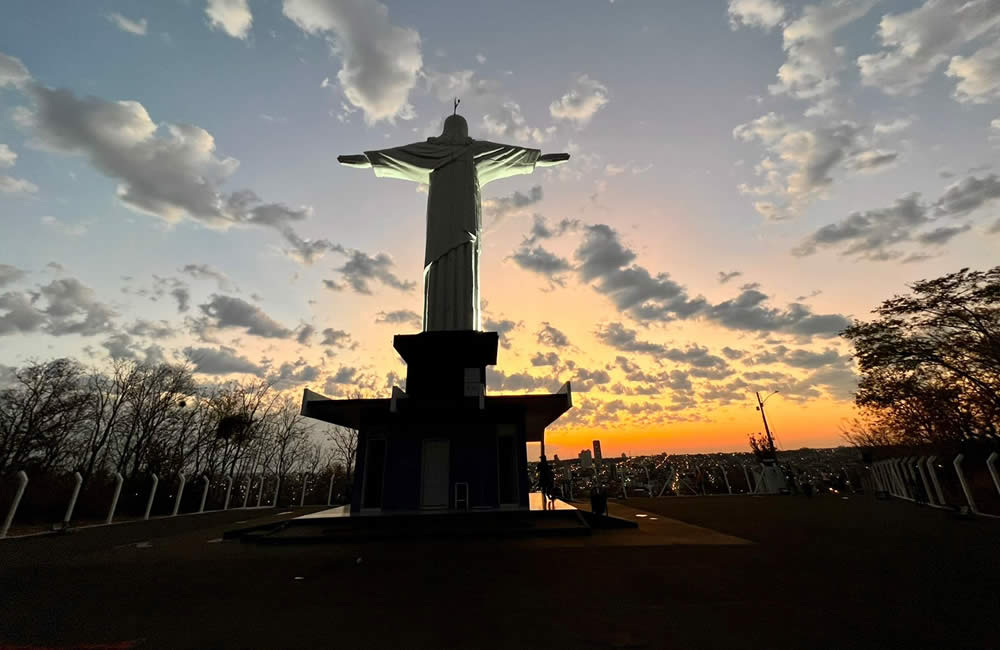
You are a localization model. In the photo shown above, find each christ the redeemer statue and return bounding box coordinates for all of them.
[338,110,569,332]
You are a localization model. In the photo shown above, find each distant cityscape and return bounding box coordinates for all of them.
[537,442,862,499]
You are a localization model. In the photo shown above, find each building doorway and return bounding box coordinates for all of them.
[421,439,450,509]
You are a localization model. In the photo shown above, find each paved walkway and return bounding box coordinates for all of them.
[2,495,998,649]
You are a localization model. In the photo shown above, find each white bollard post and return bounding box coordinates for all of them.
[952,454,977,513]
[106,472,124,525]
[891,459,905,498]
[720,465,732,494]
[327,473,335,506]
[926,456,946,505]
[1,471,28,538]
[895,458,911,499]
[63,471,83,526]
[882,458,901,497]
[273,476,281,507]
[986,452,1000,499]
[198,475,210,513]
[870,463,883,492]
[874,462,885,493]
[172,473,187,516]
[223,476,233,511]
[916,456,935,505]
[144,473,159,520]
[300,474,309,507]
[905,457,918,496]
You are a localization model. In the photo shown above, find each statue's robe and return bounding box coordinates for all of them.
[364,140,540,331]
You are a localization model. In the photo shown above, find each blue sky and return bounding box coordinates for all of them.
[1,0,998,455]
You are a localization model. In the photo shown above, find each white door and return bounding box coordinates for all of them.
[421,439,450,509]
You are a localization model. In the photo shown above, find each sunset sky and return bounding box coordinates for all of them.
[1,0,998,457]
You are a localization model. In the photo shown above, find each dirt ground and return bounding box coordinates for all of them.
[2,494,998,649]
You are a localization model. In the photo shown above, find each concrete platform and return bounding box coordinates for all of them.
[226,494,605,544]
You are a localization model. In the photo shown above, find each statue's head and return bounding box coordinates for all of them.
[428,113,472,145]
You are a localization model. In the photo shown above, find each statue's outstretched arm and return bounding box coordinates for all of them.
[536,153,570,167]
[337,154,372,169]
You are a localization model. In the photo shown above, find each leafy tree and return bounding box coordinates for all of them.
[842,266,1000,445]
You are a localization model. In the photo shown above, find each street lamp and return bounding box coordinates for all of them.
[753,390,779,450]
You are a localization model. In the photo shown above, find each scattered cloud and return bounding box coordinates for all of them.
[107,12,148,36]
[376,309,421,329]
[282,0,422,124]
[858,0,1000,97]
[734,112,890,220]
[296,324,315,345]
[0,144,15,168]
[0,52,31,88]
[947,42,1000,104]
[718,270,743,284]
[198,294,293,338]
[185,345,264,376]
[206,0,253,39]
[320,327,355,349]
[0,264,26,288]
[537,322,569,347]
[873,117,913,136]
[770,0,878,99]
[9,64,311,234]
[482,102,555,144]
[794,174,1000,260]
[0,175,37,194]
[482,185,543,225]
[483,316,518,349]
[180,263,234,290]
[327,249,415,294]
[728,0,786,31]
[549,74,609,126]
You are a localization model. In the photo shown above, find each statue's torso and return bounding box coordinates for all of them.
[425,150,482,266]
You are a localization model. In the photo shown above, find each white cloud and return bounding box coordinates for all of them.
[476,53,486,64]
[990,117,1000,146]
[0,52,31,88]
[107,12,148,36]
[16,79,309,230]
[872,117,913,135]
[205,0,253,40]
[846,149,898,173]
[0,175,37,194]
[321,76,330,88]
[282,0,422,124]
[0,144,16,168]
[858,0,1000,97]
[771,0,877,99]
[947,42,1000,104]
[733,112,871,220]
[549,74,609,126]
[728,0,786,31]
[482,102,555,144]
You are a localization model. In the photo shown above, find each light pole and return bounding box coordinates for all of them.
[755,390,779,451]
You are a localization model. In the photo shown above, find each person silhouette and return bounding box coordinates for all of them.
[538,454,554,508]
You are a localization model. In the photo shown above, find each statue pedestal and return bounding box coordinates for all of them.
[302,330,572,514]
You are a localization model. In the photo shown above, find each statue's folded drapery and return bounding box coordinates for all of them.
[364,140,540,331]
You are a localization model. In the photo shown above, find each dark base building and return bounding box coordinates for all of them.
[301,330,572,514]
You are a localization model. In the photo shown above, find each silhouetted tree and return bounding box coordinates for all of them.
[842,266,1000,446]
